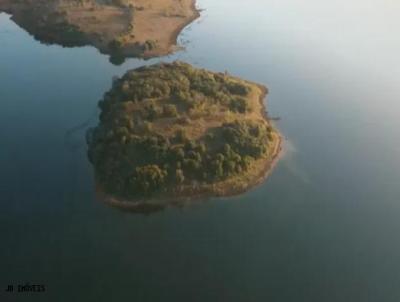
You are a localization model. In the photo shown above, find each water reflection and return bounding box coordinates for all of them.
[64,113,97,152]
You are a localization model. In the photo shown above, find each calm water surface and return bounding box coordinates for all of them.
[1,0,400,301]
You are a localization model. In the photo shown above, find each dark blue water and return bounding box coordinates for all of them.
[1,0,400,301]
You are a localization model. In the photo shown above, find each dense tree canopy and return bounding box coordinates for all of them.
[87,62,276,199]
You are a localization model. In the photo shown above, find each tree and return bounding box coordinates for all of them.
[229,97,248,113]
[109,38,123,51]
[175,169,185,184]
[175,129,188,143]
[132,165,167,195]
[163,104,178,117]
[226,82,250,96]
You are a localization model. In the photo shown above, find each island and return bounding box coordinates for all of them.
[0,0,199,63]
[87,62,281,211]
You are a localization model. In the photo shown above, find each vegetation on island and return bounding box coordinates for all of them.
[87,62,280,202]
[0,0,199,63]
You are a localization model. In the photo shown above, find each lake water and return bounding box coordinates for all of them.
[1,0,400,301]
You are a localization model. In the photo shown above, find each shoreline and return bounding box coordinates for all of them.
[118,0,202,59]
[166,0,201,53]
[0,0,202,61]
[96,84,283,214]
[97,134,282,214]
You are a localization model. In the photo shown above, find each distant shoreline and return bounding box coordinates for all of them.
[163,0,201,58]
[0,0,201,61]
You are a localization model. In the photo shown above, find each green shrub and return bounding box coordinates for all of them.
[130,165,167,195]
[163,104,178,117]
[229,97,248,113]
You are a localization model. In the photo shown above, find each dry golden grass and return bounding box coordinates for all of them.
[146,82,269,142]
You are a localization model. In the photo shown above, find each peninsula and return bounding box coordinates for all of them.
[0,0,199,63]
[87,62,281,210]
